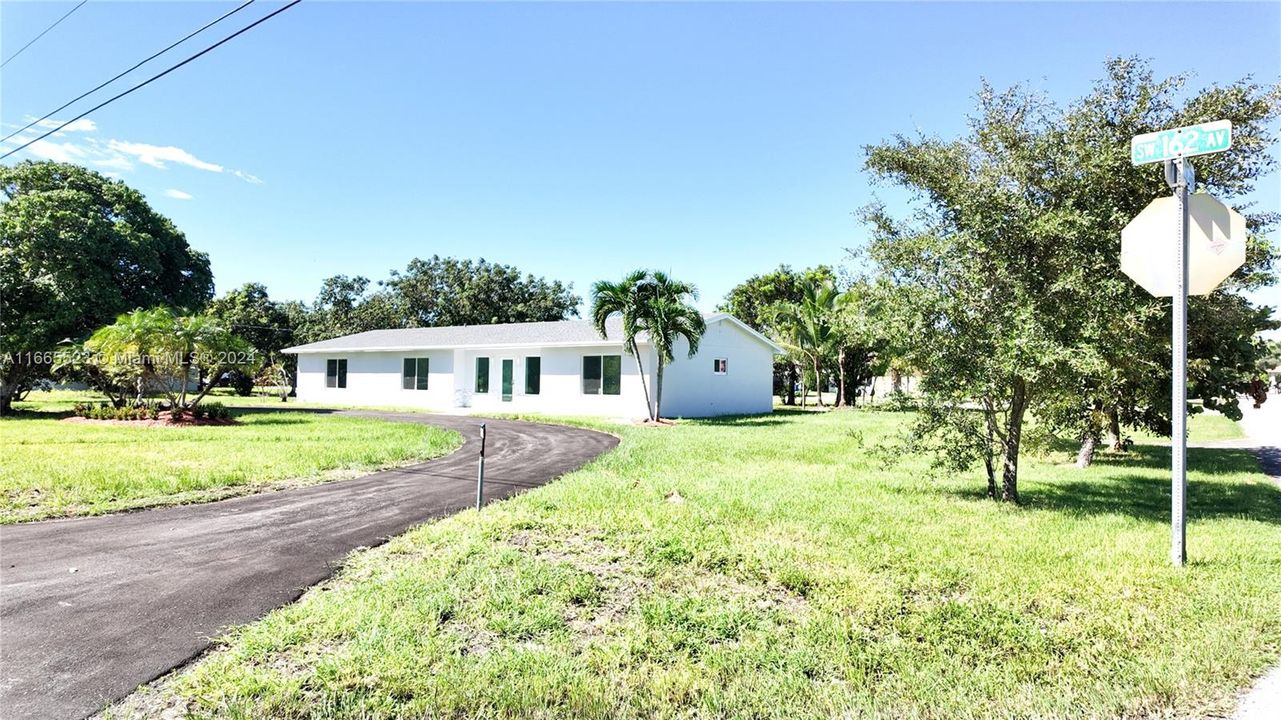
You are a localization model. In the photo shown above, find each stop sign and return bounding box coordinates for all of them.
[1120,193,1246,296]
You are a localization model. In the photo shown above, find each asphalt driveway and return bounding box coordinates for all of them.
[0,410,618,720]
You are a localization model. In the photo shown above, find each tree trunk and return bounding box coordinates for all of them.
[836,348,847,407]
[785,363,797,406]
[890,367,902,394]
[0,379,17,415]
[179,358,191,409]
[629,340,655,421]
[983,400,999,499]
[813,357,825,407]
[1076,432,1098,469]
[1000,377,1028,503]
[654,361,665,420]
[1106,407,1122,452]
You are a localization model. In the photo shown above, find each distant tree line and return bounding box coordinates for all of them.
[0,161,580,412]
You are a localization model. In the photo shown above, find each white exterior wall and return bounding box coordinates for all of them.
[295,350,455,409]
[292,319,775,418]
[658,319,776,417]
[454,344,654,418]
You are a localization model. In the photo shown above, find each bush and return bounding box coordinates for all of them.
[224,370,255,397]
[202,402,231,421]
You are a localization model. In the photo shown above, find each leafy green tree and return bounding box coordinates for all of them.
[862,58,1279,500]
[0,161,212,413]
[767,279,842,407]
[385,256,580,327]
[206,283,294,363]
[1044,58,1280,462]
[831,282,889,407]
[206,282,298,394]
[719,265,835,404]
[83,307,254,410]
[289,259,581,346]
[591,270,706,420]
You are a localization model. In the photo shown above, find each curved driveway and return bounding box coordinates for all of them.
[0,411,618,720]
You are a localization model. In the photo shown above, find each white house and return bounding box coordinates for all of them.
[282,313,782,418]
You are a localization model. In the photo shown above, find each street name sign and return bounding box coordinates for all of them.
[1131,120,1232,165]
[1123,121,1235,567]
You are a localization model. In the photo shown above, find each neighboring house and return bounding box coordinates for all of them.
[282,314,782,418]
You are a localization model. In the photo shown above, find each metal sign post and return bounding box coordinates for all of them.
[1124,119,1240,567]
[476,423,487,511]
[1167,157,1192,567]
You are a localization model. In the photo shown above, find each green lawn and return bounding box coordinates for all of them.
[0,408,461,523]
[1134,410,1247,444]
[108,409,1280,719]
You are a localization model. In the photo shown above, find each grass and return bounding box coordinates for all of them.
[0,405,461,523]
[1134,410,1247,444]
[108,408,1281,719]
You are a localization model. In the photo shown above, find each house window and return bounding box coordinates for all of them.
[326,359,347,389]
[525,357,541,395]
[583,355,621,395]
[402,357,429,390]
[475,357,489,393]
[713,358,728,375]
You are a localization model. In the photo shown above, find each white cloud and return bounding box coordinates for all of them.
[106,140,223,172]
[164,189,193,200]
[25,139,86,163]
[91,155,134,171]
[3,122,263,185]
[34,118,97,133]
[231,169,263,185]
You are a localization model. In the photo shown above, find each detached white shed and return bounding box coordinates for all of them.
[282,314,781,419]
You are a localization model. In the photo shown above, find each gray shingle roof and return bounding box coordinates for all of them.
[282,316,634,353]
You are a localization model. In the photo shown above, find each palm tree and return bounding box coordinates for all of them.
[643,279,706,420]
[86,307,251,410]
[591,270,655,420]
[86,307,169,403]
[771,279,841,407]
[590,270,706,421]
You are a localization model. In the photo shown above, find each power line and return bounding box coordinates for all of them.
[2,0,258,145]
[1,0,89,69]
[1,0,301,161]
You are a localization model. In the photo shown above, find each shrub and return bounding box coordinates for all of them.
[225,370,255,397]
[202,402,231,421]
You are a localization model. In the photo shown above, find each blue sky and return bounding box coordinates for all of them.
[2,1,1278,317]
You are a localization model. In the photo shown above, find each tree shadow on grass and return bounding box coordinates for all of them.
[946,446,1281,524]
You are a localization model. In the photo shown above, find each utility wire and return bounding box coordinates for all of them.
[1,0,89,69]
[1,0,301,161]
[3,0,257,145]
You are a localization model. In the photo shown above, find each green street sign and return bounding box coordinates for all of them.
[1131,120,1232,165]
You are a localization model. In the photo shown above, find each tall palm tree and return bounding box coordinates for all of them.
[643,280,706,420]
[590,270,706,421]
[772,279,841,407]
[591,270,655,420]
